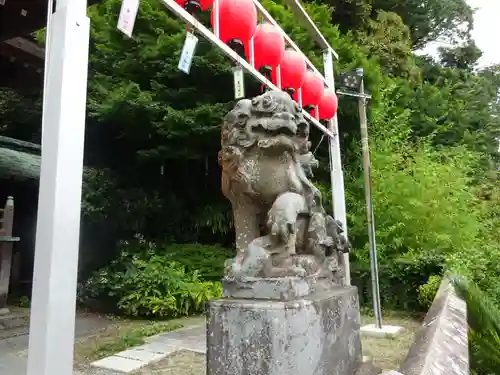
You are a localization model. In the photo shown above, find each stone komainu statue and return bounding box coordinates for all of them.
[218,90,351,288]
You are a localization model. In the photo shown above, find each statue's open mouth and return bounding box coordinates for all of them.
[251,122,297,137]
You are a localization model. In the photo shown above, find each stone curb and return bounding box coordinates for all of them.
[399,279,469,375]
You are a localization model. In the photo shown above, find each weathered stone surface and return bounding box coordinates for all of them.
[222,274,335,301]
[207,287,362,375]
[399,280,468,375]
[219,90,351,286]
[210,91,362,375]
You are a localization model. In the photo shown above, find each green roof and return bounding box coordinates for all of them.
[0,136,40,181]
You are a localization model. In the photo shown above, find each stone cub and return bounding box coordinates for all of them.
[226,192,308,279]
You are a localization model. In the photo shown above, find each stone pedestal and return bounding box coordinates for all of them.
[207,286,362,375]
[222,274,336,301]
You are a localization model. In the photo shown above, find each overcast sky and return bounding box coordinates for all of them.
[422,0,499,67]
[468,0,500,67]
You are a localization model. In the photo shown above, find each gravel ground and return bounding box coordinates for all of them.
[135,351,205,375]
[361,311,422,371]
[74,351,205,375]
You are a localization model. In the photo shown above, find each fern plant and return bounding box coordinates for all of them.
[452,277,500,375]
[79,249,223,318]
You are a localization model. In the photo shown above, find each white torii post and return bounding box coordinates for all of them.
[323,49,350,285]
[26,0,90,374]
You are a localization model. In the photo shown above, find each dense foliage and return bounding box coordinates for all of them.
[346,82,496,310]
[78,237,223,317]
[1,0,499,342]
[453,278,500,375]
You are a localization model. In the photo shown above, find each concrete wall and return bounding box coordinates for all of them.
[385,279,469,375]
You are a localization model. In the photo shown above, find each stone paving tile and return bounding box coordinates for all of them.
[179,337,207,354]
[90,322,207,373]
[82,351,206,375]
[135,342,179,357]
[117,347,174,363]
[150,323,207,354]
[152,325,205,341]
[91,356,146,374]
[144,336,183,347]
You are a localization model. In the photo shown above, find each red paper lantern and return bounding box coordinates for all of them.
[293,71,324,109]
[175,0,213,13]
[316,90,339,120]
[271,49,307,94]
[245,23,285,70]
[211,0,257,57]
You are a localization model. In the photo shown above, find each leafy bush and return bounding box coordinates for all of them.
[352,253,444,311]
[111,238,233,281]
[79,247,222,317]
[418,274,442,308]
[163,243,234,281]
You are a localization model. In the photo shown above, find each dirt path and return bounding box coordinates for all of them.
[0,310,114,375]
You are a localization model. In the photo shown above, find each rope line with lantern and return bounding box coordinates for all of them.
[159,0,340,137]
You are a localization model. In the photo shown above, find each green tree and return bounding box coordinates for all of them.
[390,60,500,166]
[439,41,483,70]
[355,11,417,78]
[79,0,383,243]
[372,0,473,49]
[345,84,484,263]
[318,0,373,33]
[344,84,499,310]
[0,87,41,142]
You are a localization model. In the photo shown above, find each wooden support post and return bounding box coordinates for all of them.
[0,196,15,315]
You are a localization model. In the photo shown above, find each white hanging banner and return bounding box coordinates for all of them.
[323,51,334,87]
[233,67,245,99]
[0,0,6,6]
[178,32,198,74]
[117,0,140,38]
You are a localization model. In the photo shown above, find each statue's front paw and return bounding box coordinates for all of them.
[224,258,240,279]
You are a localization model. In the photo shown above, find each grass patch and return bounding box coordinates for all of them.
[74,319,183,363]
[361,310,422,371]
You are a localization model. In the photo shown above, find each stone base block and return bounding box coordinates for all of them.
[360,324,405,339]
[222,274,335,301]
[207,286,362,375]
